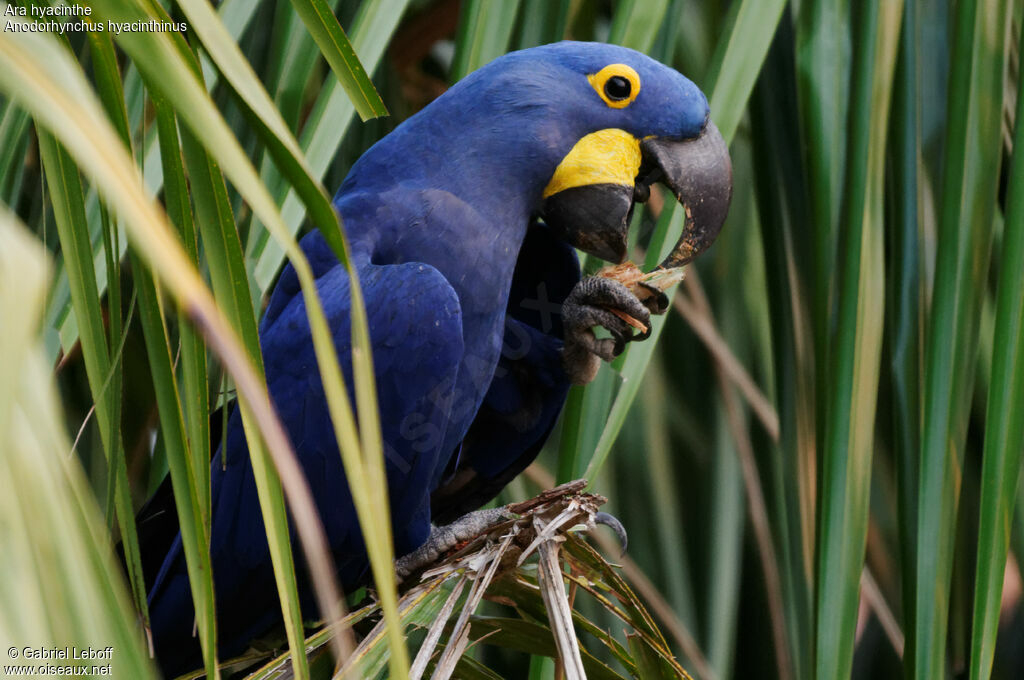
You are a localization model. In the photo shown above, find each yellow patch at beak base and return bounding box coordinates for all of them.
[542,129,642,199]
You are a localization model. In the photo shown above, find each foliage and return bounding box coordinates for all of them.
[2,1,1024,679]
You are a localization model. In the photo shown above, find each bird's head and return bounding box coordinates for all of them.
[467,41,732,268]
[343,42,730,269]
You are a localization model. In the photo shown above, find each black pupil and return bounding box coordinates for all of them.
[604,75,631,101]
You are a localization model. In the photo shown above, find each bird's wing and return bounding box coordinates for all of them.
[147,232,464,671]
[431,223,579,523]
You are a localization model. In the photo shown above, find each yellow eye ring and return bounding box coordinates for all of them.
[588,64,641,108]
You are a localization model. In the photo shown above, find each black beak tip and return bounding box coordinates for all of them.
[641,120,732,268]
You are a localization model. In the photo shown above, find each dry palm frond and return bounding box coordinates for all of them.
[239,480,692,680]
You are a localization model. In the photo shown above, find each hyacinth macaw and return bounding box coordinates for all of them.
[145,41,730,676]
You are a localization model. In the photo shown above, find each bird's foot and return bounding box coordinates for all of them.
[594,511,628,555]
[562,276,653,384]
[395,507,515,583]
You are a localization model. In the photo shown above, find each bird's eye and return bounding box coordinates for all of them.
[604,76,632,101]
[588,64,641,109]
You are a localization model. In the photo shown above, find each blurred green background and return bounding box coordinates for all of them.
[2,0,1024,678]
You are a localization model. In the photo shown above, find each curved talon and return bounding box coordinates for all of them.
[627,324,652,343]
[612,333,626,357]
[594,511,628,555]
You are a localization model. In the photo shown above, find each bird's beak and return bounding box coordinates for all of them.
[638,121,731,268]
[541,121,731,267]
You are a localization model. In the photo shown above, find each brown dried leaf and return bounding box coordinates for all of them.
[596,261,687,294]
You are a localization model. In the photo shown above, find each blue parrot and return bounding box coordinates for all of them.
[144,41,730,676]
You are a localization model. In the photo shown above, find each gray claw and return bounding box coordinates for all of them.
[612,334,626,357]
[594,511,628,555]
